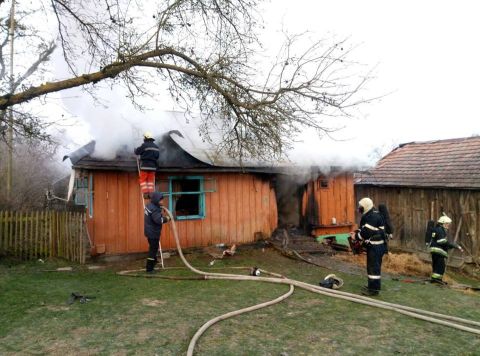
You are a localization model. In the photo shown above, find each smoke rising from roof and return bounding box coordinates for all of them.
[59,83,377,169]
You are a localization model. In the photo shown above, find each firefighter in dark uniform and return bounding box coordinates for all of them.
[144,192,170,273]
[134,131,160,199]
[429,215,463,284]
[351,197,387,296]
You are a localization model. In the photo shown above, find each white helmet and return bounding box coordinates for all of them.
[143,131,154,140]
[358,197,374,214]
[324,274,344,289]
[438,215,452,224]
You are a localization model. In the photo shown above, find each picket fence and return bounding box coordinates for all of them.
[0,210,87,263]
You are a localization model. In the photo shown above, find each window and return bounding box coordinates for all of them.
[74,174,94,218]
[319,179,329,189]
[168,176,205,220]
[74,177,88,205]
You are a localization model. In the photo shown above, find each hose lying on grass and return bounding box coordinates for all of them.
[118,207,480,355]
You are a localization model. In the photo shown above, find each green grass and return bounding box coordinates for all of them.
[1,248,479,355]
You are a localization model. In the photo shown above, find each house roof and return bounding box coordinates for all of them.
[355,136,480,189]
[65,131,285,174]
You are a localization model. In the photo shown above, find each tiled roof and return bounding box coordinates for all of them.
[355,136,480,189]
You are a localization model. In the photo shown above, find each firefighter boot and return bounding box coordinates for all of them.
[146,258,156,273]
[362,288,379,296]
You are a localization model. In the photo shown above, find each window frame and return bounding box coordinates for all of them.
[168,176,206,220]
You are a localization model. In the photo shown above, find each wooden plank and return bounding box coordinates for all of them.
[17,211,22,258]
[205,175,223,245]
[48,211,53,258]
[127,172,140,252]
[34,211,39,259]
[117,173,128,253]
[200,175,210,246]
[269,184,278,233]
[218,174,229,244]
[79,213,84,263]
[42,211,46,258]
[234,174,243,243]
[246,175,254,242]
[0,211,4,252]
[228,174,237,245]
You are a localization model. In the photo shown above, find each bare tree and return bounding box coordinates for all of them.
[0,139,69,209]
[0,0,372,160]
[0,1,56,141]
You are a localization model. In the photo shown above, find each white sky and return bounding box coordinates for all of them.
[267,0,480,163]
[52,0,480,167]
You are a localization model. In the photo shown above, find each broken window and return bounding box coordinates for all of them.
[169,176,205,220]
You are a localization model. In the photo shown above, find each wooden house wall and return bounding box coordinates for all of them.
[355,186,480,259]
[301,173,356,236]
[86,171,277,254]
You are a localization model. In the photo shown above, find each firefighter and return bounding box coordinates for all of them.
[350,197,387,296]
[134,131,160,199]
[144,192,170,273]
[429,215,463,284]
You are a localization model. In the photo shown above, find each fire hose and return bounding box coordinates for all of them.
[119,207,480,355]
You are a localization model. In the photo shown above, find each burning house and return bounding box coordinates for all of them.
[65,131,356,256]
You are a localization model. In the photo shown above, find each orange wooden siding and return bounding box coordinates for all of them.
[301,173,355,236]
[87,171,277,254]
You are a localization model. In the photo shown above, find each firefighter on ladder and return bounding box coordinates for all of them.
[350,197,387,296]
[134,132,160,199]
[429,215,463,284]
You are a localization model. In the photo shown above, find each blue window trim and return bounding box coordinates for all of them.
[168,176,205,220]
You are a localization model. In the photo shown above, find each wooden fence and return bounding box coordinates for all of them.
[0,210,87,263]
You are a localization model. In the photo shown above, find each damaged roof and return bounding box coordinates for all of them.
[64,130,286,173]
[355,136,480,189]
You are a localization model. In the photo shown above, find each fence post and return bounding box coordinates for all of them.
[9,211,13,253]
[34,211,38,259]
[0,211,3,252]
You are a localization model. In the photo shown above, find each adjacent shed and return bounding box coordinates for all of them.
[355,136,480,261]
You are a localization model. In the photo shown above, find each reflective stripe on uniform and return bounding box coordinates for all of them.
[368,275,381,280]
[369,240,384,245]
[145,147,160,151]
[364,224,379,231]
[429,247,448,257]
[432,273,443,279]
[147,258,155,261]
[141,167,157,171]
[437,238,448,244]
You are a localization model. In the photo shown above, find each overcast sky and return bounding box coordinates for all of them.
[55,0,480,167]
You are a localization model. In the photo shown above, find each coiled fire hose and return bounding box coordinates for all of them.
[120,207,480,355]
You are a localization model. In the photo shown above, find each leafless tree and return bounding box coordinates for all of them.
[0,2,56,141]
[0,0,373,160]
[0,139,69,209]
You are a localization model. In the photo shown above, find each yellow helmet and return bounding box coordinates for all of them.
[438,215,452,224]
[143,131,154,140]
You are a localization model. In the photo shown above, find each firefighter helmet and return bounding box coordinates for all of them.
[143,131,154,140]
[438,215,452,224]
[358,197,374,214]
[322,274,344,289]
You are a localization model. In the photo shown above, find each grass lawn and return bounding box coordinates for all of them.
[1,247,479,355]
